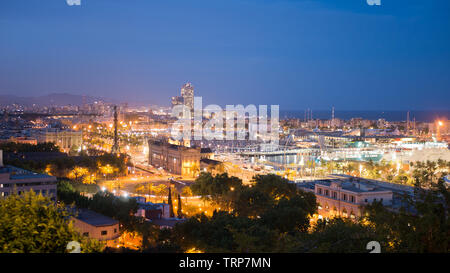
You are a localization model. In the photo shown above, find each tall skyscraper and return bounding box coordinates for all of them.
[181,82,194,111]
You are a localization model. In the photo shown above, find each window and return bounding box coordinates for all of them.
[325,190,329,196]
[101,230,107,236]
[343,194,347,201]
[114,228,117,233]
[318,188,322,195]
[332,192,337,199]
[350,196,355,203]
[83,232,89,237]
[365,198,368,202]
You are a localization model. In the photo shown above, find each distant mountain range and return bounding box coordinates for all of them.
[0,93,116,107]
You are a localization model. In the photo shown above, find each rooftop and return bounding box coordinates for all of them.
[297,174,414,195]
[1,165,55,180]
[73,209,118,227]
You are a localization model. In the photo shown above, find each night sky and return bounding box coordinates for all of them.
[0,0,449,110]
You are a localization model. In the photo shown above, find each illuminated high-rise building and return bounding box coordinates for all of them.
[181,82,194,111]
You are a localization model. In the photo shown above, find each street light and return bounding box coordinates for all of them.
[437,121,443,141]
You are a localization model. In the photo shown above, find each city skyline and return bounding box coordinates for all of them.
[0,0,449,111]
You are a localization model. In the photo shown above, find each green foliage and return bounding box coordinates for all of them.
[363,179,450,252]
[191,172,243,210]
[158,173,318,252]
[303,218,379,253]
[260,194,317,233]
[166,211,279,253]
[0,142,60,153]
[411,160,449,188]
[0,190,103,253]
[6,152,129,179]
[57,182,159,249]
[154,169,450,253]
[58,182,138,230]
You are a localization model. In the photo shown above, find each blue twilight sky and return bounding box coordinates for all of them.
[0,0,449,110]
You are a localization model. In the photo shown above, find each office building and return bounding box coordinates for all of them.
[148,139,201,177]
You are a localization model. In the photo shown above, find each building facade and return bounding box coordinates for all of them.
[72,209,120,247]
[37,129,83,152]
[0,136,38,145]
[298,174,413,220]
[148,139,201,177]
[0,150,57,200]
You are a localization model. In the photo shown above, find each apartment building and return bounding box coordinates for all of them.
[298,174,414,220]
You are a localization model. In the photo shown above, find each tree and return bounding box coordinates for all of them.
[181,186,193,197]
[177,194,183,218]
[233,187,273,218]
[168,187,175,218]
[159,173,318,253]
[191,172,243,210]
[301,218,379,253]
[260,194,317,233]
[189,162,200,177]
[363,178,450,252]
[68,167,89,182]
[0,190,103,253]
[153,184,168,196]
